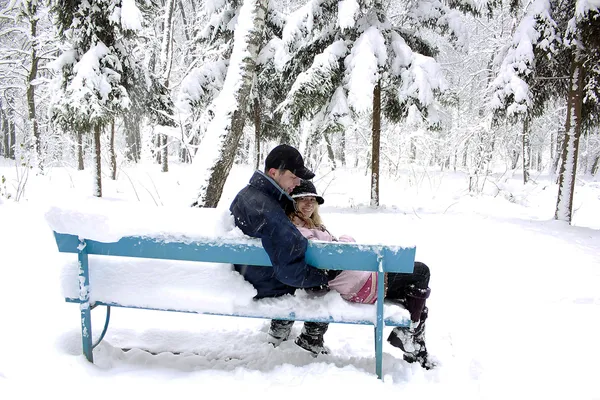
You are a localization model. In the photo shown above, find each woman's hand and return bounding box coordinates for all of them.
[338,234,356,243]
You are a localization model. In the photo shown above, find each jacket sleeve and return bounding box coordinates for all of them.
[260,213,328,288]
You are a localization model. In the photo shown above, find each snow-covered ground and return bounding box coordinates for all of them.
[1,159,599,399]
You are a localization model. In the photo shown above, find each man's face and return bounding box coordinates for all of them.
[268,168,301,193]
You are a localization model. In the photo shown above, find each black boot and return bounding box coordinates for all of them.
[388,307,437,369]
[295,322,329,356]
[405,285,430,323]
[268,319,293,347]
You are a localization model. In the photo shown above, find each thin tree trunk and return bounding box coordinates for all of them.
[161,134,168,172]
[254,97,260,170]
[178,0,190,40]
[550,129,556,162]
[25,2,40,161]
[551,128,564,177]
[555,53,584,223]
[124,115,140,162]
[109,120,117,180]
[93,124,102,197]
[77,131,84,170]
[193,0,268,208]
[371,80,381,207]
[156,0,176,173]
[591,154,599,176]
[154,133,161,163]
[522,115,531,184]
[324,132,336,170]
[8,121,15,159]
[340,130,346,166]
[2,115,8,158]
[160,0,176,83]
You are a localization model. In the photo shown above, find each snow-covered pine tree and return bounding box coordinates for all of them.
[186,0,273,208]
[490,0,600,223]
[555,2,600,222]
[489,0,565,184]
[277,0,480,206]
[176,0,240,168]
[117,1,176,165]
[49,0,143,196]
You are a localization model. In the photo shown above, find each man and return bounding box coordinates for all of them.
[229,144,329,355]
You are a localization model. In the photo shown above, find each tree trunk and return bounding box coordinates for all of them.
[154,133,161,163]
[2,114,8,158]
[551,128,564,177]
[77,131,84,170]
[371,80,381,207]
[160,0,176,83]
[177,0,191,43]
[340,130,346,166]
[591,154,599,176]
[522,115,531,184]
[550,129,556,162]
[25,2,40,161]
[93,124,102,197]
[161,134,168,172]
[555,53,584,223]
[324,132,336,170]
[109,120,117,180]
[254,96,260,170]
[8,121,15,159]
[124,115,140,162]
[193,0,268,208]
[158,0,175,174]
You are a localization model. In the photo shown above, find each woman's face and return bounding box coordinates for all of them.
[296,196,317,219]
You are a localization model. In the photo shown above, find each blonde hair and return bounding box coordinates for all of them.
[289,203,324,229]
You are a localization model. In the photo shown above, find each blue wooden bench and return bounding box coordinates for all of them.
[52,231,416,379]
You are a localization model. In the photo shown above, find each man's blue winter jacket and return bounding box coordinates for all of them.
[229,171,328,298]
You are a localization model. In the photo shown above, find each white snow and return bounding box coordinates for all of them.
[1,160,599,398]
[120,0,143,31]
[338,0,359,30]
[489,0,557,115]
[576,0,600,17]
[344,27,387,114]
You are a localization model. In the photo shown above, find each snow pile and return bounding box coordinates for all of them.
[45,197,239,243]
[59,255,409,324]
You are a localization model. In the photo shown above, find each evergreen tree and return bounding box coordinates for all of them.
[490,0,600,223]
[277,0,479,205]
[49,0,143,196]
[189,0,269,208]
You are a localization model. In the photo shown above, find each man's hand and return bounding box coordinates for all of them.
[305,285,329,298]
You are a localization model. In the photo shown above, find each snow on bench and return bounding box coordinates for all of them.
[46,199,416,379]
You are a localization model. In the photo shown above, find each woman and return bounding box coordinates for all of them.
[289,180,436,369]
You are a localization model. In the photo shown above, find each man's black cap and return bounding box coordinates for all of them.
[265,144,315,180]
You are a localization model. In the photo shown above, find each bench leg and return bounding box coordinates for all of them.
[78,241,93,363]
[375,258,385,379]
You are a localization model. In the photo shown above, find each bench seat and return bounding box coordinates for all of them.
[60,256,411,325]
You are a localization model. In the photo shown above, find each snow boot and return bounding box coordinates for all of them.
[388,307,437,369]
[294,322,329,356]
[405,285,431,323]
[267,319,293,347]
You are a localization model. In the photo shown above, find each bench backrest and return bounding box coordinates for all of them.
[53,232,416,273]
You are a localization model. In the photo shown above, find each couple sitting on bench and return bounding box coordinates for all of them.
[230,144,435,370]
